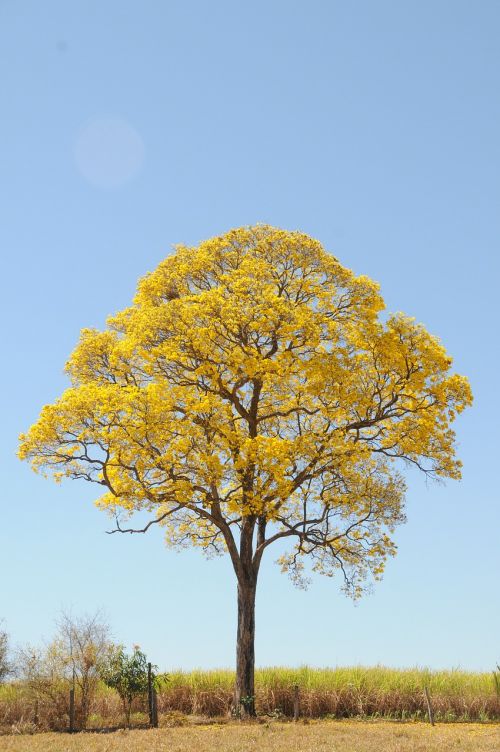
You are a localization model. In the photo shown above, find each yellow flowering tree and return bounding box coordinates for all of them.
[19,226,472,716]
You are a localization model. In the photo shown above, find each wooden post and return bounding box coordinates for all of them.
[33,699,39,727]
[152,688,159,728]
[147,662,153,727]
[293,684,300,721]
[424,686,435,726]
[69,688,75,733]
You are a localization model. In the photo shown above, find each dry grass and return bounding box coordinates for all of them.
[0,720,499,752]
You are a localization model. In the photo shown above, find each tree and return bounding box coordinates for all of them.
[0,621,10,683]
[17,610,113,729]
[19,225,472,716]
[57,610,114,727]
[101,646,155,725]
[16,644,69,729]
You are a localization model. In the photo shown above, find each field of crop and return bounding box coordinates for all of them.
[0,720,499,752]
[160,666,499,719]
[163,666,500,720]
[1,665,499,734]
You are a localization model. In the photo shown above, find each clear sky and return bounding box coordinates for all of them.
[1,0,498,673]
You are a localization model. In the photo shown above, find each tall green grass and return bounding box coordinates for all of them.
[1,666,498,730]
[158,666,499,720]
[165,665,493,695]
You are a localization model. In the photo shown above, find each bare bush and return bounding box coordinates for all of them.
[16,610,114,730]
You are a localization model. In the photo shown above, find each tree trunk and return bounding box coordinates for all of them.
[123,697,131,727]
[234,578,257,717]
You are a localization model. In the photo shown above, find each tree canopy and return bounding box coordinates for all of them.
[19,225,472,596]
[101,646,156,725]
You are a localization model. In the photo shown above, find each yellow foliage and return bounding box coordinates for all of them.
[18,225,472,593]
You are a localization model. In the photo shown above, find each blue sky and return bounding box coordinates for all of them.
[1,0,498,672]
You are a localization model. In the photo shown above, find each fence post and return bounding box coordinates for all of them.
[69,688,75,733]
[148,662,153,727]
[424,686,435,726]
[33,699,39,727]
[293,684,300,721]
[152,688,159,728]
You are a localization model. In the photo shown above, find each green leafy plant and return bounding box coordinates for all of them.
[240,694,256,714]
[100,646,156,726]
